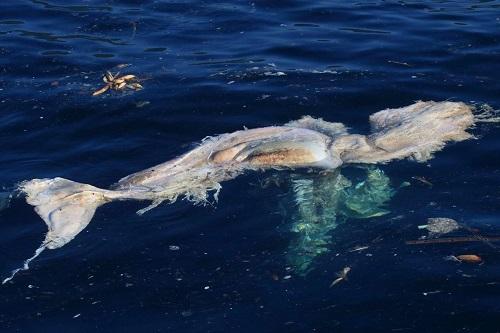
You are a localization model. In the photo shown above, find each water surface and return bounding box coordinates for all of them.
[1,1,499,332]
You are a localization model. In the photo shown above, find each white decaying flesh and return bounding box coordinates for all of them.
[2,101,484,283]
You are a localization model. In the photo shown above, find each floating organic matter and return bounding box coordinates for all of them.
[4,101,490,283]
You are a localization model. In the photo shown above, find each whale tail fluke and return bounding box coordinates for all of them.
[20,177,110,250]
[2,178,110,284]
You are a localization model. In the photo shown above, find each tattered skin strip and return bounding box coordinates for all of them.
[3,101,498,283]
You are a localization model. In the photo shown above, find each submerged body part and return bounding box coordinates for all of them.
[4,101,478,283]
[287,167,394,274]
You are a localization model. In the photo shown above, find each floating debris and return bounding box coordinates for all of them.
[444,255,461,262]
[445,254,483,264]
[418,217,460,238]
[387,60,412,67]
[415,218,498,248]
[456,254,483,264]
[349,245,370,252]
[329,266,351,287]
[263,71,286,76]
[92,71,143,96]
[135,100,150,108]
[399,181,411,188]
[411,176,433,187]
[459,224,498,249]
[406,236,500,245]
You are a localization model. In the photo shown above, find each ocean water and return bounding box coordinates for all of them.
[1,0,499,332]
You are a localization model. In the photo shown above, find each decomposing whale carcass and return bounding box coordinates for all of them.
[2,101,482,283]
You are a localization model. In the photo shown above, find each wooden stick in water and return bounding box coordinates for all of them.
[406,236,500,245]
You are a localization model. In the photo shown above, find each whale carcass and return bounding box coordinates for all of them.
[3,101,479,283]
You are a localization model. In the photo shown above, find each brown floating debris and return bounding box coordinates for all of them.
[406,236,500,245]
[92,85,110,96]
[456,254,483,264]
[92,70,143,96]
[105,71,114,82]
[459,224,498,249]
[129,82,143,90]
[120,74,136,81]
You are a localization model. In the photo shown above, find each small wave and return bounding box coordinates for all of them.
[339,27,391,34]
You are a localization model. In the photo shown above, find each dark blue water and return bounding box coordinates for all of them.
[1,1,500,332]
